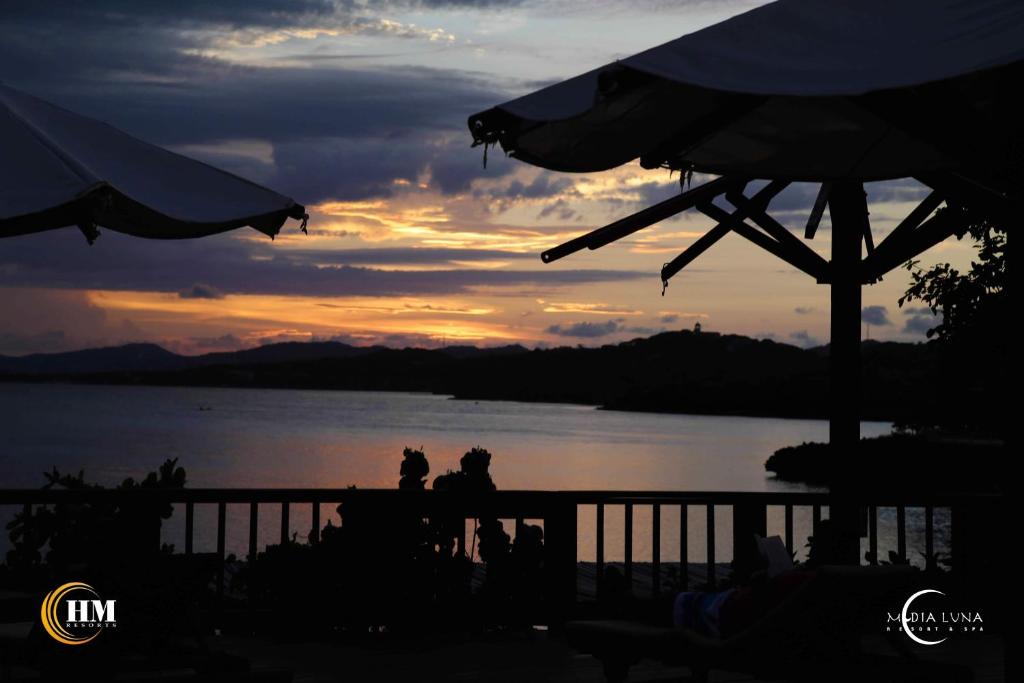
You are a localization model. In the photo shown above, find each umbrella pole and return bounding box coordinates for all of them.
[826,181,866,565]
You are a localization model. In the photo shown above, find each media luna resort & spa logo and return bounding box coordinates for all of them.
[886,589,983,645]
[40,582,117,645]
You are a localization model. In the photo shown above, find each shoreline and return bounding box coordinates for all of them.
[0,376,899,425]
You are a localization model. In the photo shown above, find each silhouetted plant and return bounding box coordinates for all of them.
[901,214,1006,435]
[432,446,496,494]
[398,446,429,490]
[233,446,547,631]
[4,458,186,583]
[0,460,221,678]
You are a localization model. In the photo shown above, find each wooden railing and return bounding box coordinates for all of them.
[0,488,1003,622]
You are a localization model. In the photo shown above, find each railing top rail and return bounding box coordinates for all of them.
[0,488,1002,507]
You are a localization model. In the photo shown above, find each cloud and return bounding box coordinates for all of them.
[902,306,935,316]
[161,333,247,354]
[0,231,650,297]
[537,200,577,221]
[0,288,122,355]
[740,179,931,231]
[621,325,665,336]
[0,329,68,357]
[485,174,577,201]
[789,330,820,348]
[546,320,621,338]
[286,247,535,266]
[861,305,891,326]
[1,2,518,206]
[903,315,936,335]
[902,306,939,336]
[179,283,226,299]
[540,301,642,315]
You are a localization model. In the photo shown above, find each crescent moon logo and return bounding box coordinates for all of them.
[40,582,105,646]
[901,589,947,646]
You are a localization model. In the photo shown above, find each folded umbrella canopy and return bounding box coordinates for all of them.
[0,83,307,243]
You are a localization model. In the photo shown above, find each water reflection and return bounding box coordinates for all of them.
[2,383,921,569]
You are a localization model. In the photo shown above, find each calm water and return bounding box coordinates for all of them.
[0,383,891,490]
[2,383,936,566]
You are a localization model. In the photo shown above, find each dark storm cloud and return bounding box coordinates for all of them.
[0,231,647,297]
[0,1,519,35]
[0,1,533,297]
[0,2,520,204]
[861,305,891,326]
[546,320,621,338]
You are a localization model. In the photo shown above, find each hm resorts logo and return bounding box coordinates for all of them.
[40,582,117,645]
[886,589,983,645]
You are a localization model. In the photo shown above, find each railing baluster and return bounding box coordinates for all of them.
[311,502,321,544]
[216,502,226,601]
[248,502,258,561]
[679,504,688,590]
[1,489,991,611]
[21,504,33,558]
[185,501,194,555]
[868,505,878,565]
[812,504,821,535]
[624,503,634,589]
[925,506,934,571]
[596,504,605,596]
[784,504,794,556]
[706,504,716,588]
[652,503,661,598]
[896,505,907,562]
[281,502,290,545]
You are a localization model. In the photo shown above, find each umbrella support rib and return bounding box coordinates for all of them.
[861,207,970,282]
[659,214,732,283]
[805,182,831,239]
[660,180,787,283]
[869,190,944,258]
[916,172,1017,230]
[540,176,741,263]
[725,189,831,280]
[696,203,829,282]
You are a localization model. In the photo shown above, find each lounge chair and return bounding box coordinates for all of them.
[566,565,972,683]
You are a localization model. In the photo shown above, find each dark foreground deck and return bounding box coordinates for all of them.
[0,488,1005,682]
[211,630,1005,683]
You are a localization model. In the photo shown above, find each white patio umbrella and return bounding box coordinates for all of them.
[469,0,1021,562]
[470,0,1024,186]
[0,83,307,243]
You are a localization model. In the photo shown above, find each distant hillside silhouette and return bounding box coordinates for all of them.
[0,331,950,423]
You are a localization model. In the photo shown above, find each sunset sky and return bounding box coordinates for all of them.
[0,0,971,356]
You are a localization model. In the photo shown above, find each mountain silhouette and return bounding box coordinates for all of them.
[0,331,947,423]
